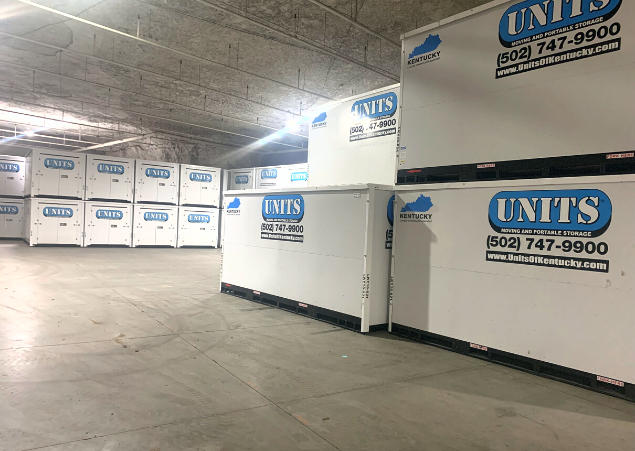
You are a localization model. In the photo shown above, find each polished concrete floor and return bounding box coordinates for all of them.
[0,241,633,451]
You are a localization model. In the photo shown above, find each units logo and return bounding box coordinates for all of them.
[407,34,442,68]
[96,209,123,220]
[97,163,124,174]
[0,162,19,172]
[260,169,277,179]
[489,189,612,237]
[311,112,327,129]
[387,195,395,227]
[351,92,397,120]
[145,168,170,179]
[188,214,210,223]
[189,172,212,182]
[143,212,169,221]
[262,195,303,223]
[43,207,73,218]
[227,197,241,215]
[44,158,75,170]
[399,195,433,222]
[290,171,308,182]
[235,175,250,185]
[0,205,19,214]
[499,0,622,47]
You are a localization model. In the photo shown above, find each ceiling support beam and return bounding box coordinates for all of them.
[13,0,334,100]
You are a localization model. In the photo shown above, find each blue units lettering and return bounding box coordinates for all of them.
[44,158,75,170]
[43,207,73,218]
[97,163,124,174]
[489,189,611,237]
[145,168,170,178]
[188,214,210,223]
[235,175,249,184]
[189,172,212,182]
[351,92,397,120]
[261,169,277,179]
[96,209,123,220]
[262,195,304,223]
[144,212,169,221]
[290,172,308,182]
[499,0,622,47]
[0,163,19,172]
[0,205,19,214]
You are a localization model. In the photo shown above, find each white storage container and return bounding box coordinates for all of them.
[284,163,309,188]
[25,150,86,199]
[85,155,135,202]
[177,206,219,248]
[132,204,177,247]
[390,175,635,386]
[0,197,24,238]
[221,184,393,332]
[220,169,230,247]
[229,168,255,190]
[0,155,26,197]
[24,198,84,246]
[307,84,400,187]
[84,201,133,247]
[254,166,283,189]
[134,160,178,204]
[178,164,221,207]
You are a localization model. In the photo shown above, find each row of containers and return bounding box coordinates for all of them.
[219,0,635,403]
[0,198,219,247]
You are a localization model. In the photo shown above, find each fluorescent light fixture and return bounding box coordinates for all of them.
[24,130,35,137]
[285,120,300,132]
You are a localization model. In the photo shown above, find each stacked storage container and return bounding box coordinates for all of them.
[133,160,179,247]
[84,155,135,247]
[0,156,25,239]
[177,164,221,248]
[23,150,86,246]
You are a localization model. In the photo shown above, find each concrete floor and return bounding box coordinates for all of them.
[0,242,634,451]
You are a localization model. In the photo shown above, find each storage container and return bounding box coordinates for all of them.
[254,166,283,189]
[177,206,219,248]
[0,155,26,197]
[229,168,255,190]
[221,184,393,332]
[24,198,84,246]
[178,164,221,207]
[307,85,399,187]
[132,204,177,247]
[85,155,135,202]
[25,150,86,199]
[0,197,24,238]
[390,175,635,389]
[134,160,178,204]
[84,201,133,247]
[283,163,309,188]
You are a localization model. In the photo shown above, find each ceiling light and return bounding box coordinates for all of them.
[285,120,300,132]
[24,130,35,137]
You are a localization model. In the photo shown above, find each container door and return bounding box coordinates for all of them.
[109,161,133,201]
[58,163,82,198]
[154,212,172,245]
[88,205,107,245]
[1,161,25,197]
[4,206,22,238]
[35,205,58,243]
[156,169,176,204]
[109,208,131,245]
[139,165,159,202]
[57,205,80,244]
[38,166,60,196]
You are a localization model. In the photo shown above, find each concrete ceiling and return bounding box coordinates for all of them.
[0,0,487,167]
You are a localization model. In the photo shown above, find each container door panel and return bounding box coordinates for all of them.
[155,221,172,246]
[109,210,130,245]
[58,167,81,198]
[4,211,21,237]
[38,169,60,196]
[109,175,126,201]
[156,178,175,203]
[57,209,80,244]
[36,208,58,243]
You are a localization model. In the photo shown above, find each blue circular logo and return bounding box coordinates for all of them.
[387,195,395,227]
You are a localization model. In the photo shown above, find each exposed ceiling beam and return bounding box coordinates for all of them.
[13,0,334,101]
[190,0,399,81]
[304,0,401,47]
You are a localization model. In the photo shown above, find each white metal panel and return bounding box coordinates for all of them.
[132,204,177,247]
[134,160,178,204]
[307,84,400,187]
[282,163,309,188]
[178,164,221,207]
[221,185,393,331]
[84,201,133,246]
[399,0,635,170]
[26,150,86,199]
[0,197,24,238]
[25,198,84,246]
[254,166,284,189]
[0,155,25,197]
[390,175,635,383]
[85,155,134,202]
[229,168,255,190]
[177,206,219,247]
